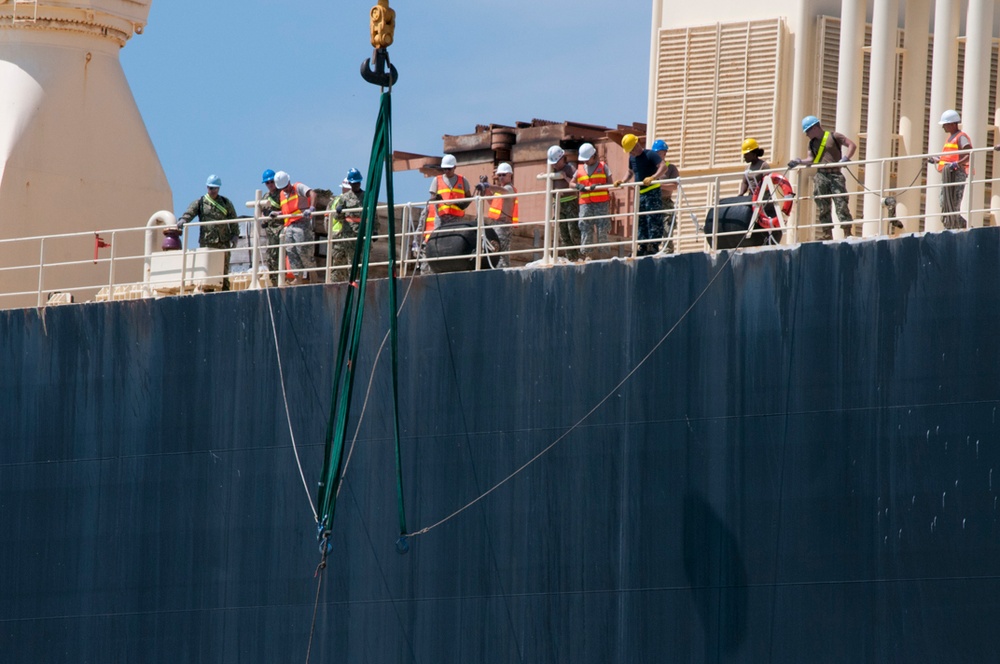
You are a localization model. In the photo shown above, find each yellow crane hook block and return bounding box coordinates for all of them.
[370,0,395,49]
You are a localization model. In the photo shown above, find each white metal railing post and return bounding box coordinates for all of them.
[250,190,262,289]
[711,177,720,252]
[474,194,484,271]
[402,203,413,277]
[878,159,887,236]
[179,225,189,293]
[542,163,554,265]
[107,230,117,292]
[36,238,45,307]
[630,184,640,257]
[323,210,333,284]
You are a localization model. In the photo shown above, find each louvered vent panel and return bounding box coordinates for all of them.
[816,16,840,127]
[654,18,784,173]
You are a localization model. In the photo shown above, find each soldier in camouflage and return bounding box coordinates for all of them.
[652,140,679,253]
[177,174,239,289]
[332,169,365,282]
[258,169,283,286]
[547,146,581,261]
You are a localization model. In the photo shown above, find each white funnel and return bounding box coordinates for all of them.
[0,1,171,305]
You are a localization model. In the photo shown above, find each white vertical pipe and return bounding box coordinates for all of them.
[927,0,961,230]
[837,0,866,144]
[896,0,931,232]
[862,0,899,237]
[647,0,664,140]
[789,10,814,182]
[836,0,867,238]
[961,0,993,228]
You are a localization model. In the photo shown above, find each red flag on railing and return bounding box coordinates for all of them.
[94,234,110,263]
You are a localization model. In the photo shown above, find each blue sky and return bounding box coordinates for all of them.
[121,0,653,214]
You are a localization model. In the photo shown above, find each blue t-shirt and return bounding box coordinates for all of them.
[629,149,662,182]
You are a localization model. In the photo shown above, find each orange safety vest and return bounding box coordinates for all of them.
[487,188,519,224]
[938,131,971,174]
[280,184,308,226]
[577,163,610,204]
[423,203,436,241]
[435,174,467,218]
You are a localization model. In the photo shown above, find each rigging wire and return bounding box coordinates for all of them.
[266,287,318,521]
[407,235,750,539]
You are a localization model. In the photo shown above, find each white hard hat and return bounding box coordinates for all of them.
[939,109,961,125]
[341,178,351,189]
[496,162,513,175]
[547,145,565,165]
[578,143,596,161]
[274,171,290,189]
[441,154,457,169]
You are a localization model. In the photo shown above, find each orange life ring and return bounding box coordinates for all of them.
[752,174,794,229]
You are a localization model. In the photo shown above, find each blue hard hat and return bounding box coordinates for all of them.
[801,115,820,133]
[206,174,222,188]
[346,168,363,184]
[651,139,668,152]
[261,169,275,184]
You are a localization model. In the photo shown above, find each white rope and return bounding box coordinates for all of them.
[266,288,319,521]
[409,247,743,538]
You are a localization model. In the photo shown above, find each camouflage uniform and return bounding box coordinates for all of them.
[637,189,664,255]
[556,196,582,261]
[331,188,363,281]
[813,171,853,240]
[940,167,968,230]
[579,201,610,256]
[178,194,239,289]
[661,198,676,253]
[259,191,283,285]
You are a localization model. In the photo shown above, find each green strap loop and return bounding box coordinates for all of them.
[316,91,407,541]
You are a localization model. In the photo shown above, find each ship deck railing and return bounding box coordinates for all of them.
[0,146,994,309]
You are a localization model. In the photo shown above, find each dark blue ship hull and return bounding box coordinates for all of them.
[3,229,1000,662]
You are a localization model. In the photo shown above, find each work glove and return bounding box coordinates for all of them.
[949,163,960,172]
[613,180,624,188]
[839,156,850,163]
[576,183,585,192]
[786,159,800,169]
[642,176,655,187]
[303,207,313,219]
[474,182,488,195]
[269,211,279,219]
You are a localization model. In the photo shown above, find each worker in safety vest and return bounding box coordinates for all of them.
[478,162,519,268]
[331,168,365,281]
[616,133,668,256]
[177,174,239,289]
[788,115,857,240]
[548,145,581,261]
[428,154,472,226]
[652,139,680,253]
[271,170,316,284]
[930,109,971,230]
[571,142,613,259]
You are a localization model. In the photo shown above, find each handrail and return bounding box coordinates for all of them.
[2,146,998,310]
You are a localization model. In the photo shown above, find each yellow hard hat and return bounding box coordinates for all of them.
[621,133,638,152]
[741,138,760,155]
